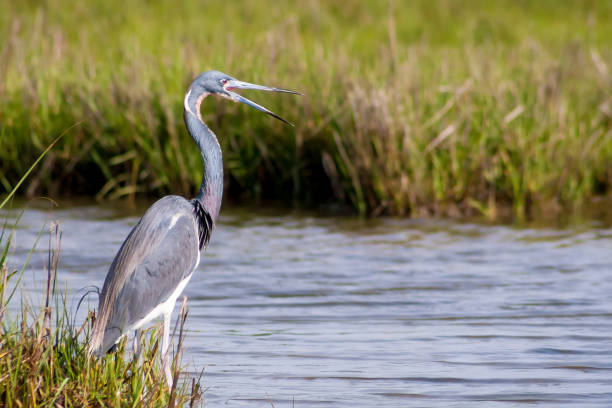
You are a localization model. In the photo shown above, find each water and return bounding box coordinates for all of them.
[4,202,612,407]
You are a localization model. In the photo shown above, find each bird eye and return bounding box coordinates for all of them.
[220,79,228,85]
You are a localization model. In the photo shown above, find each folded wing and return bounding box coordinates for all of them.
[89,196,200,356]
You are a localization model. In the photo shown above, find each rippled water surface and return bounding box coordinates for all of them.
[4,203,612,407]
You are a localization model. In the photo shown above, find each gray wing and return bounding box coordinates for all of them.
[90,196,200,355]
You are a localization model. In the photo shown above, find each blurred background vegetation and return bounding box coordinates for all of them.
[1,0,611,219]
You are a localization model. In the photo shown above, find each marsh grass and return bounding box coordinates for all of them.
[0,222,202,407]
[1,0,611,218]
[0,147,202,406]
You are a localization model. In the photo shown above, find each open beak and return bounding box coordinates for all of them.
[224,79,301,126]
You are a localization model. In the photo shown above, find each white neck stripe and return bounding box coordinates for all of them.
[184,89,195,116]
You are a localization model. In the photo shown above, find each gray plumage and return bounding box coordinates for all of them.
[92,196,202,354]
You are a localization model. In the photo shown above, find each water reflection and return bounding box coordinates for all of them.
[3,201,612,407]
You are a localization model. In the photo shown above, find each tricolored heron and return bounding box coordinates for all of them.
[88,70,299,386]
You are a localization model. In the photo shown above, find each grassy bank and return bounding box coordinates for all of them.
[0,159,201,406]
[1,0,611,218]
[0,220,201,406]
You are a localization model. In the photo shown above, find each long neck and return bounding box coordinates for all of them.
[183,89,223,223]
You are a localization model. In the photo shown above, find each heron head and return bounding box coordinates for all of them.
[189,70,300,126]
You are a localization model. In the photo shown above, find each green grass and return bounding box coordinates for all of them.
[0,155,201,406]
[1,0,611,219]
[0,223,201,407]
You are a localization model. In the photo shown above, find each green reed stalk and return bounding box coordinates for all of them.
[1,0,611,218]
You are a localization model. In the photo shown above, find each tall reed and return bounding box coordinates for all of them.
[0,140,202,406]
[1,0,611,218]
